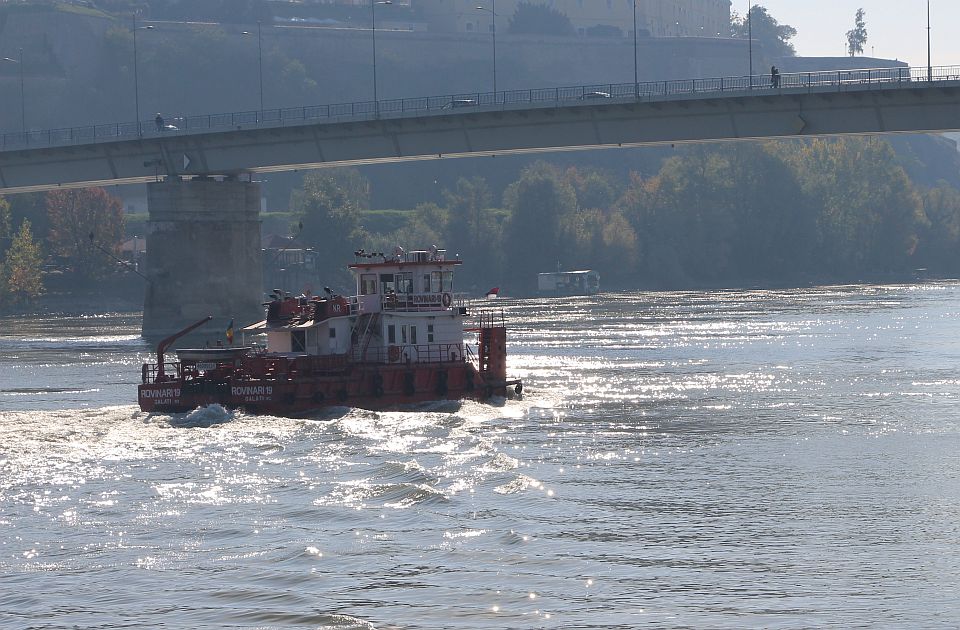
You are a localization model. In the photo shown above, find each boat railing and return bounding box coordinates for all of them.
[377,291,467,313]
[141,361,182,384]
[353,342,466,364]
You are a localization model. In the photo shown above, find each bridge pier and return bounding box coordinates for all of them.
[142,177,263,339]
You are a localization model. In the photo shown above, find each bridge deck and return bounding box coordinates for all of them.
[2,65,960,194]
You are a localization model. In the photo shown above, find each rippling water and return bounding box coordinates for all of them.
[3,284,960,628]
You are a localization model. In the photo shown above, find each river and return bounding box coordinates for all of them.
[2,283,960,629]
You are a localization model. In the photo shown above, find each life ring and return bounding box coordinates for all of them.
[442,292,452,308]
[388,345,401,362]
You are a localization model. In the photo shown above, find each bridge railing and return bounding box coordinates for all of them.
[3,65,960,152]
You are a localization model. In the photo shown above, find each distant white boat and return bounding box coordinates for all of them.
[537,270,600,296]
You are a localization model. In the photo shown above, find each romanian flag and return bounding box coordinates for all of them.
[226,319,234,345]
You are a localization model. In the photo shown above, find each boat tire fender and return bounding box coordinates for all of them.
[404,372,416,396]
[337,388,348,403]
[388,345,400,362]
[313,391,326,404]
[442,293,452,308]
[514,382,523,396]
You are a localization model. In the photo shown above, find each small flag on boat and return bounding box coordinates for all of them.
[226,319,234,345]
[486,287,500,299]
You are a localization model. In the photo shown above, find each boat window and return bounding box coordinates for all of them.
[431,271,442,293]
[401,326,408,344]
[410,326,417,345]
[329,327,336,338]
[361,274,377,295]
[428,324,434,343]
[397,272,414,294]
[291,330,306,353]
[422,274,431,293]
[387,325,396,344]
[380,273,395,294]
[441,271,454,292]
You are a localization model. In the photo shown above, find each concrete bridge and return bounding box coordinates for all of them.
[3,65,959,335]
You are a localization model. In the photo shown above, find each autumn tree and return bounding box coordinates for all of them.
[846,9,867,57]
[47,188,125,281]
[1,220,43,306]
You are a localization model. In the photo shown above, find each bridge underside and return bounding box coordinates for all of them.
[2,81,960,194]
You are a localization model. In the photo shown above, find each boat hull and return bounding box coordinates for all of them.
[138,361,519,416]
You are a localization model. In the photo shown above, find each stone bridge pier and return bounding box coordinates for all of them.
[142,177,264,339]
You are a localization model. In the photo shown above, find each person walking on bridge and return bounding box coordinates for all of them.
[771,66,781,89]
[155,113,164,132]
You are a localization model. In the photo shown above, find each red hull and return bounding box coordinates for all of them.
[139,361,519,416]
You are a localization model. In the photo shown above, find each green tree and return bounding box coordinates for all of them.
[508,1,575,36]
[443,176,492,255]
[781,138,925,274]
[1,220,43,306]
[0,197,11,255]
[47,188,125,281]
[292,169,370,281]
[731,5,797,58]
[503,162,577,290]
[846,8,867,57]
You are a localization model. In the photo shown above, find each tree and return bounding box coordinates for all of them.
[292,169,370,283]
[0,197,11,257]
[443,176,492,257]
[508,2,575,36]
[731,6,797,58]
[503,162,577,290]
[1,220,43,306]
[846,8,867,57]
[46,188,125,281]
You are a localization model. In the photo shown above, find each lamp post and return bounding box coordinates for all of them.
[747,2,753,89]
[927,0,932,82]
[475,1,497,96]
[371,0,392,116]
[1,48,24,132]
[132,15,154,135]
[633,0,638,99]
[242,22,265,114]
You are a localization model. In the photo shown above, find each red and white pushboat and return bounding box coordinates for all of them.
[138,247,522,415]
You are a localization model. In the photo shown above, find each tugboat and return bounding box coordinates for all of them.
[138,247,522,416]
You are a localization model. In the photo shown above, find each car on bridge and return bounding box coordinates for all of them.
[443,99,478,109]
[579,91,611,100]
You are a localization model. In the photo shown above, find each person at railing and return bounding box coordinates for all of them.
[771,66,781,89]
[155,113,164,132]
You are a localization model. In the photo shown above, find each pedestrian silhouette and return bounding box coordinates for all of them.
[771,66,781,88]
[155,113,164,132]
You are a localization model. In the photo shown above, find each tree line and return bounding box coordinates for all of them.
[289,136,960,295]
[4,134,960,306]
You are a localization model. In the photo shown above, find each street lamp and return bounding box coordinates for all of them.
[746,2,753,89]
[632,0,638,99]
[371,0,393,116]
[242,22,265,114]
[1,48,24,133]
[927,0,932,82]
[132,15,155,135]
[475,2,497,97]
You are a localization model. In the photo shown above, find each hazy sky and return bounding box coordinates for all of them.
[750,1,960,67]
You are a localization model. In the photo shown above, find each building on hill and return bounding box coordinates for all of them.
[414,0,731,39]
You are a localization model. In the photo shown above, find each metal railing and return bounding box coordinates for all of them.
[2,65,959,152]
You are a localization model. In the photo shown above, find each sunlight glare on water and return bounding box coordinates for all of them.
[2,284,960,628]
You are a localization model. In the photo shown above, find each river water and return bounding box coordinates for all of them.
[2,283,960,629]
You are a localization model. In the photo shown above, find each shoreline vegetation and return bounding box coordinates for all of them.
[7,136,960,315]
